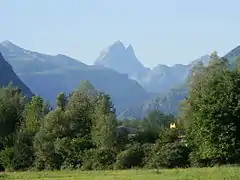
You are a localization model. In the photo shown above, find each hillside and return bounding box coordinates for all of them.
[0,52,33,97]
[0,41,153,114]
[118,84,187,119]
[119,47,240,120]
[0,40,88,74]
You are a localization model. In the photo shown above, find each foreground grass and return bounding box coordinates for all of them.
[1,167,240,180]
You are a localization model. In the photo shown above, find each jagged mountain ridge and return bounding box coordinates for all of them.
[0,41,154,114]
[0,52,33,97]
[94,41,211,93]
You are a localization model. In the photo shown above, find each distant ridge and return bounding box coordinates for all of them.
[0,40,153,114]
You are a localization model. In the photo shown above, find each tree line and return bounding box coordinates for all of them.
[1,53,240,171]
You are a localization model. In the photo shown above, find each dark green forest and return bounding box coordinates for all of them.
[1,53,240,171]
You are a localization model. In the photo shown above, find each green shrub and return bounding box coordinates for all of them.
[133,130,159,144]
[141,143,154,167]
[0,163,4,172]
[114,143,144,169]
[0,147,14,171]
[11,131,35,170]
[82,148,116,170]
[153,142,190,168]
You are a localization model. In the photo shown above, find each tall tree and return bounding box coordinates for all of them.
[92,93,117,149]
[10,96,48,170]
[56,92,68,111]
[34,108,66,170]
[181,52,240,166]
[0,84,27,170]
[0,84,26,142]
[73,80,98,98]
[143,110,174,133]
[66,91,94,139]
[22,96,45,133]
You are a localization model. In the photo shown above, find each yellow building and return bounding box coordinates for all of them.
[170,122,176,129]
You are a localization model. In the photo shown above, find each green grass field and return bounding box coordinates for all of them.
[1,167,240,180]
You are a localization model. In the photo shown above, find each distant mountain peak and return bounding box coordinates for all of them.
[94,41,147,77]
[111,40,125,47]
[1,40,16,47]
[126,44,135,55]
[1,40,13,44]
[0,40,23,52]
[107,40,126,53]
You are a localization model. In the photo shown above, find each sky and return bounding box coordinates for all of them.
[1,0,240,68]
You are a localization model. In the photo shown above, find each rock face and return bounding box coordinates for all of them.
[94,41,149,79]
[0,52,33,97]
[0,41,153,114]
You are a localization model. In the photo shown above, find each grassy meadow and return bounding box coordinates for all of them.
[1,167,240,180]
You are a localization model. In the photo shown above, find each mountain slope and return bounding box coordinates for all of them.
[119,48,240,119]
[19,65,153,114]
[132,55,211,92]
[118,84,187,119]
[0,40,88,74]
[0,41,153,114]
[0,52,33,97]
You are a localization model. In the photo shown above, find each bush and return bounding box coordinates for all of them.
[0,163,4,172]
[133,130,159,144]
[153,142,190,168]
[11,131,35,170]
[60,151,85,170]
[0,147,14,171]
[141,143,154,167]
[34,140,63,171]
[57,137,94,170]
[114,143,144,169]
[81,148,116,170]
[189,151,210,167]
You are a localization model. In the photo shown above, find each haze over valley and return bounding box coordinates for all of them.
[1,40,240,119]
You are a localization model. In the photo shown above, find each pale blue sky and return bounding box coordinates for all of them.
[1,0,240,67]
